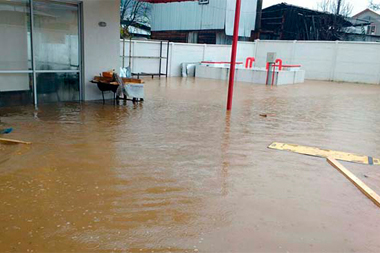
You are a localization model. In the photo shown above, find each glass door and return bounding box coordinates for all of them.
[0,0,33,106]
[33,0,80,104]
[0,0,81,107]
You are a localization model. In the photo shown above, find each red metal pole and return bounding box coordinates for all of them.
[271,64,276,87]
[226,0,242,111]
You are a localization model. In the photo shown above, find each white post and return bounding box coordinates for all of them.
[290,40,297,64]
[330,41,339,82]
[169,42,174,77]
[202,44,207,61]
[132,40,136,74]
[254,39,259,66]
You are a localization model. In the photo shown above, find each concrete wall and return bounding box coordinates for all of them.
[121,40,252,77]
[82,0,121,101]
[121,39,380,84]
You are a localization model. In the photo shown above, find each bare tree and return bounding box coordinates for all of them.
[120,0,150,38]
[315,0,353,40]
[317,0,353,17]
[369,0,380,10]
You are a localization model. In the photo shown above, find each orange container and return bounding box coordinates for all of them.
[102,71,113,78]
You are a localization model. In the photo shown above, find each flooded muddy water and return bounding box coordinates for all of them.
[1,78,380,252]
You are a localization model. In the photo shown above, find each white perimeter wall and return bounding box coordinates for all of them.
[82,0,121,101]
[121,39,380,84]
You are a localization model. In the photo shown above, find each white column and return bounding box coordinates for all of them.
[169,42,174,77]
[202,44,207,61]
[330,41,339,82]
[290,40,297,64]
[132,40,136,74]
[254,39,259,66]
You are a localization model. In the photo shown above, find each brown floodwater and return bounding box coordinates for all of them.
[1,78,380,253]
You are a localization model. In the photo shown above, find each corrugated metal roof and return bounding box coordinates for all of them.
[225,0,257,37]
[151,0,257,37]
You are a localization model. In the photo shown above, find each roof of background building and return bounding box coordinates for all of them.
[353,8,380,18]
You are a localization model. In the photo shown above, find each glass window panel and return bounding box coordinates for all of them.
[0,0,32,70]
[36,72,79,104]
[33,1,79,71]
[0,73,33,107]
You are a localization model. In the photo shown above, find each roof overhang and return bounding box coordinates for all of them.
[138,0,196,3]
[352,8,380,19]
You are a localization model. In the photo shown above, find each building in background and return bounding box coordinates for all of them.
[260,3,355,41]
[352,9,380,36]
[141,0,259,44]
[342,15,379,42]
[0,0,121,107]
[342,8,380,42]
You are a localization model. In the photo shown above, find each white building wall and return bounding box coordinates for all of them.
[151,0,256,37]
[333,42,380,83]
[121,39,380,85]
[225,0,257,37]
[151,0,226,31]
[292,42,336,81]
[204,44,231,62]
[170,43,206,77]
[82,0,121,101]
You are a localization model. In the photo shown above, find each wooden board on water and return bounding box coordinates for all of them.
[327,158,380,208]
[0,138,31,145]
[268,142,380,166]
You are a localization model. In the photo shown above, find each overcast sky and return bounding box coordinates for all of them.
[262,0,372,15]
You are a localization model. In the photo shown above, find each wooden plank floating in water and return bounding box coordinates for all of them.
[0,138,31,145]
[327,158,380,208]
[268,142,380,166]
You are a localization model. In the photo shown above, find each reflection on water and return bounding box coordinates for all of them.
[1,78,380,252]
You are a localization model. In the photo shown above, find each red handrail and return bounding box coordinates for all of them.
[275,59,283,71]
[245,57,255,69]
[265,60,302,86]
[266,59,283,71]
[201,61,243,64]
